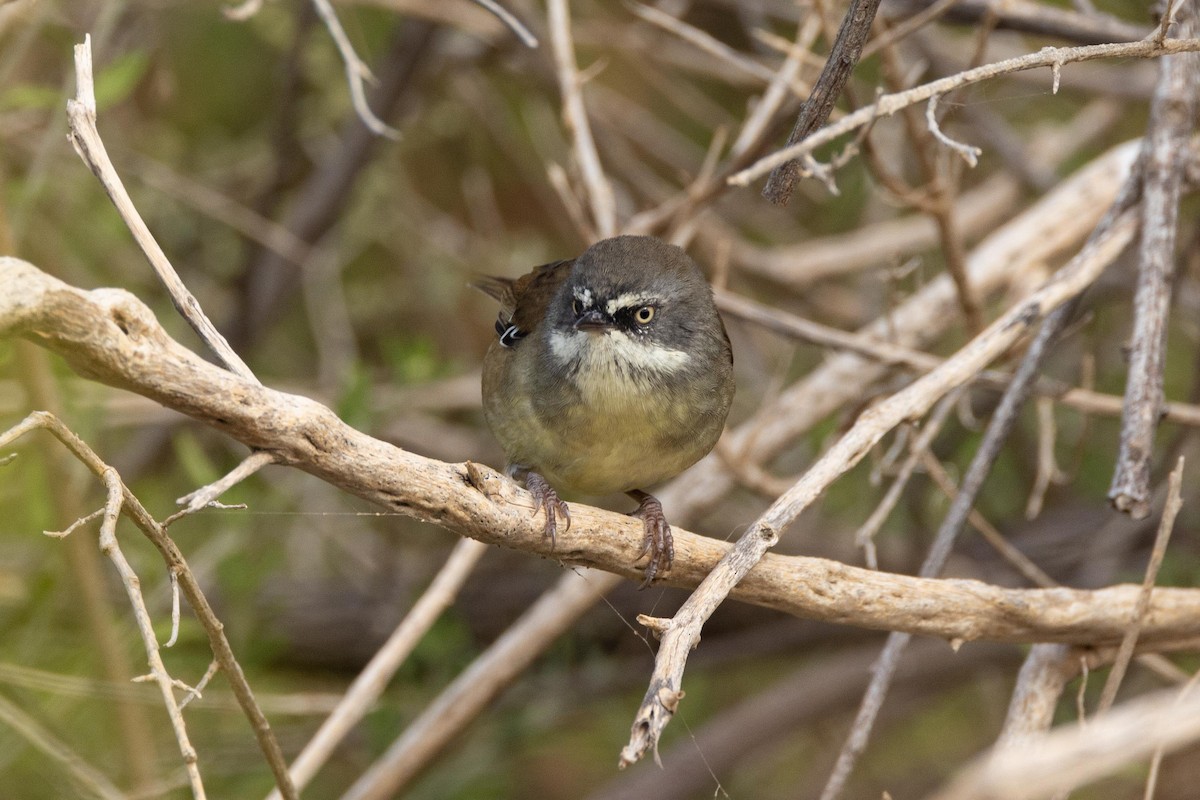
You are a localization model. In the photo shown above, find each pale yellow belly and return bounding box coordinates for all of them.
[483,342,725,495]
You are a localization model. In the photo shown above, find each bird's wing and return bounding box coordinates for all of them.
[508,258,573,337]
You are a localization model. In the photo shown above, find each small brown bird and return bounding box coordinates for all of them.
[478,235,734,585]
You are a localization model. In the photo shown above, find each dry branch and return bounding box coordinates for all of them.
[730,37,1200,189]
[6,259,1200,650]
[930,682,1200,800]
[1108,10,1200,517]
[65,36,258,384]
[0,411,297,800]
[664,139,1142,519]
[267,538,488,798]
[621,203,1139,768]
[761,0,882,205]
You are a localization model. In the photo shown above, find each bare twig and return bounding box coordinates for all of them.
[65,36,259,384]
[762,0,883,204]
[102,466,205,799]
[310,0,401,139]
[919,452,1059,589]
[1109,12,1199,517]
[716,291,1200,429]
[1098,457,1185,713]
[855,391,961,568]
[732,37,1200,189]
[470,0,538,47]
[925,93,982,166]
[1025,397,1066,519]
[547,0,616,237]
[267,538,488,799]
[222,0,263,21]
[11,262,1200,648]
[621,206,1140,769]
[731,13,822,159]
[628,3,793,89]
[929,682,1200,800]
[0,411,297,800]
[169,450,278,523]
[340,569,618,800]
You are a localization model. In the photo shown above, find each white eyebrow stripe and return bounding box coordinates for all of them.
[604,293,658,316]
[572,287,595,307]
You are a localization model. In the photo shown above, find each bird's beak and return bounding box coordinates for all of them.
[574,308,612,332]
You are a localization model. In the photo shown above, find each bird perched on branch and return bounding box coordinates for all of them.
[478,235,734,585]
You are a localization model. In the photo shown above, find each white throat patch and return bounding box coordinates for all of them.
[548,328,691,404]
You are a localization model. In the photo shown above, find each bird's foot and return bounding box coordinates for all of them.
[524,471,570,549]
[628,490,673,588]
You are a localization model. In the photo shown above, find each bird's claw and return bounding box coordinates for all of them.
[630,491,673,588]
[525,471,570,549]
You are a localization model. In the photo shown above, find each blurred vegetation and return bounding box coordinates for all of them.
[1,0,1199,798]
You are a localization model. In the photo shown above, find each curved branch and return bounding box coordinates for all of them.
[4,258,1200,647]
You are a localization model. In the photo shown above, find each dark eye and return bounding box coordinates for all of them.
[634,306,655,325]
[572,299,582,315]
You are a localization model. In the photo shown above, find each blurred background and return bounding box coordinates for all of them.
[1,0,1199,797]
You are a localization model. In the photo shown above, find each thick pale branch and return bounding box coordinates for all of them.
[930,682,1200,800]
[5,259,1200,649]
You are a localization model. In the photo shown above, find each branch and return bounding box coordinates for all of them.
[66,36,259,384]
[730,37,1200,190]
[620,207,1140,768]
[761,0,883,205]
[930,682,1200,799]
[310,0,401,139]
[1109,12,1200,516]
[0,411,297,800]
[547,0,616,238]
[6,259,1200,649]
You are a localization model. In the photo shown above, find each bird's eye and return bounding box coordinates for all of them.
[634,306,655,325]
[572,299,582,315]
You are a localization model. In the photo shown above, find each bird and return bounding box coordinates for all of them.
[477,235,734,586]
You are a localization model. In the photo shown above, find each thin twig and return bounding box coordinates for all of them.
[310,0,401,139]
[762,0,883,204]
[470,0,539,47]
[168,450,278,524]
[1097,457,1185,713]
[855,391,961,568]
[1025,397,1066,519]
[731,13,822,158]
[96,466,206,799]
[732,37,1200,189]
[0,412,298,800]
[65,36,259,384]
[628,2,809,93]
[547,0,616,237]
[267,538,488,799]
[340,569,619,800]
